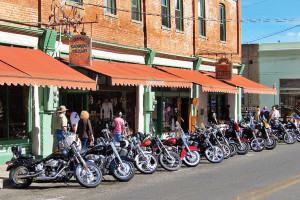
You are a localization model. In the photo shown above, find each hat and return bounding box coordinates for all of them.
[57,105,68,113]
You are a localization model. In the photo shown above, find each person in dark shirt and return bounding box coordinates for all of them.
[260,106,269,121]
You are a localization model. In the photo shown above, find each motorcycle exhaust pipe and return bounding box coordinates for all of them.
[15,170,45,179]
[34,166,67,181]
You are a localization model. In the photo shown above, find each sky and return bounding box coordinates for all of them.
[241,0,300,44]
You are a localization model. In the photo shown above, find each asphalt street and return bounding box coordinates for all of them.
[1,141,300,200]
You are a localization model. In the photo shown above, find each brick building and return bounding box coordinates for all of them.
[0,0,276,163]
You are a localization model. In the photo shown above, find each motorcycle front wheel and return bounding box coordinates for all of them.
[265,137,277,150]
[111,160,135,182]
[75,163,102,188]
[135,153,158,174]
[205,146,224,163]
[284,132,296,144]
[183,150,201,167]
[236,141,249,155]
[159,151,182,171]
[9,165,33,189]
[221,144,231,159]
[251,138,265,152]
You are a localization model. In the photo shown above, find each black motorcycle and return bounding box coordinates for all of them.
[6,133,102,189]
[83,126,135,182]
[270,119,296,144]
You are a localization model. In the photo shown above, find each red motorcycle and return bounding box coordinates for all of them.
[163,122,201,167]
[225,120,250,155]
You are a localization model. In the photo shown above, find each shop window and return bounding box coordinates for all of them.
[219,4,226,41]
[131,0,141,21]
[161,0,170,28]
[175,0,183,31]
[0,85,29,140]
[198,0,205,36]
[105,0,116,15]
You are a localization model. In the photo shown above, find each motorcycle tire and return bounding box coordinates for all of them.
[221,144,231,159]
[183,150,201,167]
[135,153,158,174]
[159,151,182,171]
[250,138,265,152]
[111,160,135,182]
[283,132,296,144]
[75,162,102,188]
[265,137,277,150]
[9,165,33,189]
[205,146,224,163]
[236,141,249,155]
[297,134,300,142]
[229,143,237,157]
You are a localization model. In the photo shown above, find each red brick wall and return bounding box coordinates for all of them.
[0,0,241,63]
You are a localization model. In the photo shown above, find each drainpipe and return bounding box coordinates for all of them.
[143,0,147,48]
[192,0,196,56]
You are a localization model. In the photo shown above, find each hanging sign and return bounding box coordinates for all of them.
[215,57,232,80]
[69,35,92,66]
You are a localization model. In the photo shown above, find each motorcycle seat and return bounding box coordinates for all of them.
[19,154,33,159]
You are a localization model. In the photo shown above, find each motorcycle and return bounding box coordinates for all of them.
[6,132,102,189]
[270,119,296,144]
[189,125,224,163]
[162,121,201,167]
[287,115,300,142]
[83,125,135,182]
[255,119,278,150]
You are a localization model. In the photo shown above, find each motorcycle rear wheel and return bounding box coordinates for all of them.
[229,143,237,157]
[183,150,201,167]
[284,132,296,144]
[251,138,265,152]
[75,163,102,188]
[9,166,32,189]
[205,146,224,163]
[159,151,182,171]
[135,153,158,174]
[236,141,249,155]
[111,160,135,182]
[265,137,277,150]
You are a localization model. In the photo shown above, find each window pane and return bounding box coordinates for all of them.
[131,0,141,20]
[175,0,183,30]
[219,4,226,41]
[161,0,170,27]
[198,0,205,36]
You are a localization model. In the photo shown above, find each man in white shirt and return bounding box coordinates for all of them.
[70,111,80,133]
[269,106,280,121]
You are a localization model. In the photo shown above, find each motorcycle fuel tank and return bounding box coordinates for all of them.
[163,138,177,146]
[141,139,151,146]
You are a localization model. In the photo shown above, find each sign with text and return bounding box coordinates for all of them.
[69,35,92,66]
[216,57,232,80]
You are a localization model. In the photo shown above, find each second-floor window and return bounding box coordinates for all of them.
[219,4,226,41]
[175,0,183,31]
[198,0,205,36]
[131,0,141,21]
[161,0,170,28]
[68,0,82,4]
[104,0,116,15]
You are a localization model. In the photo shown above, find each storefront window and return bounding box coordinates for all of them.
[0,85,29,140]
[208,93,226,121]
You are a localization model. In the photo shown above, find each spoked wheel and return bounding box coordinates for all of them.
[297,133,300,142]
[75,163,102,188]
[205,146,224,163]
[183,150,201,167]
[265,137,277,150]
[284,132,296,144]
[159,151,182,171]
[221,144,231,159]
[250,138,265,152]
[236,141,249,155]
[9,166,32,189]
[229,143,237,157]
[111,160,135,182]
[135,153,158,174]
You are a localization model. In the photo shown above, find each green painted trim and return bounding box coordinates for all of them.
[0,21,44,37]
[193,84,199,98]
[0,139,31,146]
[155,91,190,97]
[60,89,89,94]
[237,88,242,121]
[238,64,245,75]
[27,85,33,138]
[156,51,197,61]
[145,48,156,66]
[0,40,37,48]
[193,56,202,71]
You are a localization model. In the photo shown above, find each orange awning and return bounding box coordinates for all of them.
[204,72,277,95]
[157,67,238,94]
[69,59,191,88]
[0,46,96,90]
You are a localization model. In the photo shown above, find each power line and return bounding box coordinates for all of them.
[245,24,300,43]
[242,0,269,8]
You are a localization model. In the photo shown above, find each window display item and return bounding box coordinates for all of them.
[100,100,113,119]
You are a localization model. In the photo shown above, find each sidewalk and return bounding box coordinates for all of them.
[0,164,10,189]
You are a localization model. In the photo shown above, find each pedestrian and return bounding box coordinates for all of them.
[269,106,280,121]
[76,110,94,150]
[53,105,68,150]
[223,105,230,121]
[254,107,261,121]
[70,111,80,133]
[113,112,126,142]
[260,106,269,121]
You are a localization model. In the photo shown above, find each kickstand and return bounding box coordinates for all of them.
[64,181,70,187]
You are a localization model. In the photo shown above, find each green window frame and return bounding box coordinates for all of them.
[175,0,183,31]
[131,0,141,21]
[198,0,205,36]
[219,4,226,41]
[68,0,82,4]
[105,0,116,15]
[161,0,170,28]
